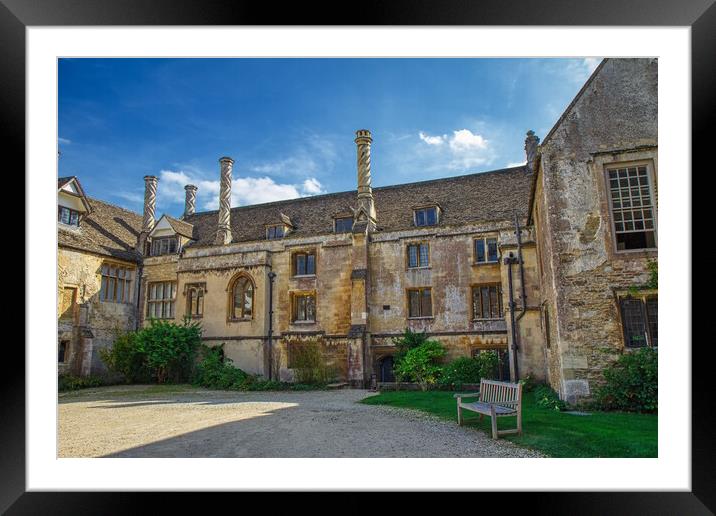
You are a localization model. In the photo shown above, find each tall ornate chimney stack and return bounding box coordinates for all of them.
[354,129,377,230]
[184,184,198,218]
[136,175,158,253]
[215,157,234,245]
[524,130,540,173]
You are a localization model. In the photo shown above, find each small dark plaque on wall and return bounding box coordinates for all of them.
[383,305,390,310]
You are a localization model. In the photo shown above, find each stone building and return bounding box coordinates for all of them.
[57,58,657,402]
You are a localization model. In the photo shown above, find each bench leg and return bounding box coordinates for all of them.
[517,407,522,435]
[457,401,463,426]
[490,405,498,439]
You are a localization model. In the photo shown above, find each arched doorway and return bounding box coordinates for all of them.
[378,355,395,383]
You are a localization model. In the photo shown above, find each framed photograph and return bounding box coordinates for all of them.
[8,0,711,511]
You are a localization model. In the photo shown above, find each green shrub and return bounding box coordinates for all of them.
[100,318,202,384]
[594,347,657,412]
[533,384,567,411]
[394,340,446,391]
[291,339,331,385]
[439,357,481,388]
[99,331,150,383]
[392,328,429,365]
[520,373,537,392]
[58,374,104,392]
[438,351,501,388]
[193,345,250,390]
[134,318,202,383]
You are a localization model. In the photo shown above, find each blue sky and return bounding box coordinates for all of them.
[58,58,600,216]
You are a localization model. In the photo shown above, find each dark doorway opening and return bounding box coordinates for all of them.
[379,356,395,383]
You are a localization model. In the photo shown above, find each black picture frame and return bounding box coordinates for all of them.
[5,0,710,512]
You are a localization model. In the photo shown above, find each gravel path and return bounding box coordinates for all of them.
[58,386,543,458]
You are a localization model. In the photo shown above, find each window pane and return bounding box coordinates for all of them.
[408,245,418,267]
[296,254,306,275]
[646,297,658,347]
[472,288,480,319]
[169,238,177,253]
[487,239,498,262]
[475,239,485,262]
[60,207,70,224]
[306,296,316,321]
[489,286,499,318]
[169,301,174,319]
[421,289,432,317]
[481,288,490,318]
[307,254,315,275]
[244,285,253,316]
[107,278,115,301]
[419,244,429,266]
[190,290,197,315]
[69,210,79,225]
[100,276,107,301]
[621,298,647,347]
[197,291,204,315]
[409,290,420,318]
[156,283,164,300]
[416,210,426,226]
[426,208,437,225]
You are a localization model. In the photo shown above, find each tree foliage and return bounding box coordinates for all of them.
[394,340,446,391]
[594,347,657,412]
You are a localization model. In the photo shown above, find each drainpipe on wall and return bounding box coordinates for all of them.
[514,213,528,322]
[504,251,520,381]
[267,270,276,381]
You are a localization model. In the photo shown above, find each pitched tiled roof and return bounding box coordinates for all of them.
[58,197,143,262]
[165,215,195,239]
[184,166,533,247]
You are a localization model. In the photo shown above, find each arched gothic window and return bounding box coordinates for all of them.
[186,284,205,318]
[230,274,254,320]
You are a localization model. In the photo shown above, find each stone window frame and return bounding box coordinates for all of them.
[147,280,177,319]
[290,290,317,324]
[591,150,658,260]
[470,283,504,320]
[405,241,430,269]
[227,272,255,322]
[406,287,434,319]
[413,204,440,227]
[604,160,658,252]
[291,248,318,277]
[99,262,135,304]
[614,289,658,350]
[333,216,354,233]
[184,282,207,319]
[473,235,499,265]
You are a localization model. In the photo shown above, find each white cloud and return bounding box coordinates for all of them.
[157,169,325,210]
[448,129,488,152]
[507,161,527,168]
[417,128,492,170]
[419,131,446,146]
[58,137,72,145]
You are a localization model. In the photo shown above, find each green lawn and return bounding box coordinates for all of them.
[361,390,657,458]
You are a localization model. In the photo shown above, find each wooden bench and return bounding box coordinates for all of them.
[454,379,523,439]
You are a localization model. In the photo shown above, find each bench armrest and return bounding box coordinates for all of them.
[453,392,480,399]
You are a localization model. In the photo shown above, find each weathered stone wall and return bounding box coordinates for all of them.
[536,58,658,402]
[57,248,138,375]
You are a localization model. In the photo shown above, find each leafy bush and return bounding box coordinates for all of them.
[533,384,566,411]
[100,318,202,384]
[438,351,501,388]
[193,345,250,390]
[58,374,104,392]
[394,340,446,391]
[134,318,202,383]
[594,347,657,412]
[291,339,331,385]
[392,328,429,365]
[99,331,150,383]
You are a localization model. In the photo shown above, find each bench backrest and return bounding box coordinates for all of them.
[479,379,522,407]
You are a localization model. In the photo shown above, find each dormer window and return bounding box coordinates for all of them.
[334,217,354,233]
[267,224,286,240]
[58,206,80,226]
[151,237,178,256]
[414,206,438,227]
